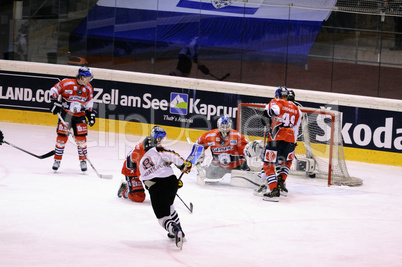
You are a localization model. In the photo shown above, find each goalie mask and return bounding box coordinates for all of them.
[275,86,288,99]
[217,116,232,139]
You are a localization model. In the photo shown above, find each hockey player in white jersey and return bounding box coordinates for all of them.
[138,128,192,250]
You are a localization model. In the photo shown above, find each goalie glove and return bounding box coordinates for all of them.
[86,110,97,127]
[179,160,192,174]
[261,110,272,127]
[244,140,264,157]
[50,97,62,115]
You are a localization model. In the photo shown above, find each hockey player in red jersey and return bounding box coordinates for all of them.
[117,126,166,203]
[196,116,251,181]
[138,127,192,249]
[49,66,96,172]
[255,86,302,202]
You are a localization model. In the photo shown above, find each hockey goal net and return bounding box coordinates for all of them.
[237,103,363,186]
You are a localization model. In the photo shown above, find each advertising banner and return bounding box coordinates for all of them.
[0,71,401,154]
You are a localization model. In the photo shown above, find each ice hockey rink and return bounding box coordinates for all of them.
[1,122,402,267]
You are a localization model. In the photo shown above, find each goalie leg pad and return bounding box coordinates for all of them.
[205,162,231,180]
[230,169,265,189]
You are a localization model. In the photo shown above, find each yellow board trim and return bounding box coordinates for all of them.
[1,108,400,166]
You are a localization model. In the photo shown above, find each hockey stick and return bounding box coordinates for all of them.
[3,141,55,159]
[209,72,230,81]
[186,137,194,145]
[178,143,204,180]
[176,144,204,213]
[57,113,113,179]
[176,194,193,213]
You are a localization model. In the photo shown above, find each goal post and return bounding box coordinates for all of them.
[237,103,363,186]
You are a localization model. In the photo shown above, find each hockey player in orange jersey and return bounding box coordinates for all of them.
[254,86,302,202]
[195,116,252,181]
[117,126,166,203]
[49,67,96,172]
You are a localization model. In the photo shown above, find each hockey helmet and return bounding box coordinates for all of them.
[275,86,288,98]
[150,126,167,144]
[217,116,232,139]
[77,66,93,81]
[288,89,295,101]
[143,136,156,152]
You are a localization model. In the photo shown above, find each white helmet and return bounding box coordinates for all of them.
[217,116,232,139]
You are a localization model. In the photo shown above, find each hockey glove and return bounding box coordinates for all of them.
[0,130,3,145]
[179,160,192,174]
[86,110,97,127]
[198,65,210,75]
[178,179,183,188]
[261,110,272,127]
[50,98,62,115]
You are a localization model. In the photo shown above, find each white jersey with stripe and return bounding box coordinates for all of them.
[139,147,185,181]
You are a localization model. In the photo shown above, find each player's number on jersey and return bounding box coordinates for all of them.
[282,112,296,127]
[142,157,154,169]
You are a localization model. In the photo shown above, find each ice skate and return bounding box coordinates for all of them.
[117,181,127,198]
[175,230,184,250]
[80,160,87,172]
[171,223,184,250]
[262,187,280,202]
[254,183,267,196]
[278,176,288,197]
[167,223,185,239]
[52,160,61,171]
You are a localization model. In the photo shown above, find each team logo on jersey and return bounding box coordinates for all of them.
[170,93,188,115]
[230,140,237,145]
[287,151,295,161]
[65,90,73,94]
[264,150,277,163]
[77,89,82,95]
[212,146,233,152]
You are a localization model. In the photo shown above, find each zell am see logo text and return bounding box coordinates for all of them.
[170,93,188,115]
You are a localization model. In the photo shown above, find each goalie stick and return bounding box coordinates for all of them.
[57,113,113,179]
[3,141,55,159]
[176,143,204,213]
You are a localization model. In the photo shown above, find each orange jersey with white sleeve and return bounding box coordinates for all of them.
[196,129,249,170]
[139,147,185,181]
[265,98,302,143]
[121,141,147,177]
[50,78,94,117]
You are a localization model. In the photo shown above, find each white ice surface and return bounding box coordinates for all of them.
[1,122,402,267]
